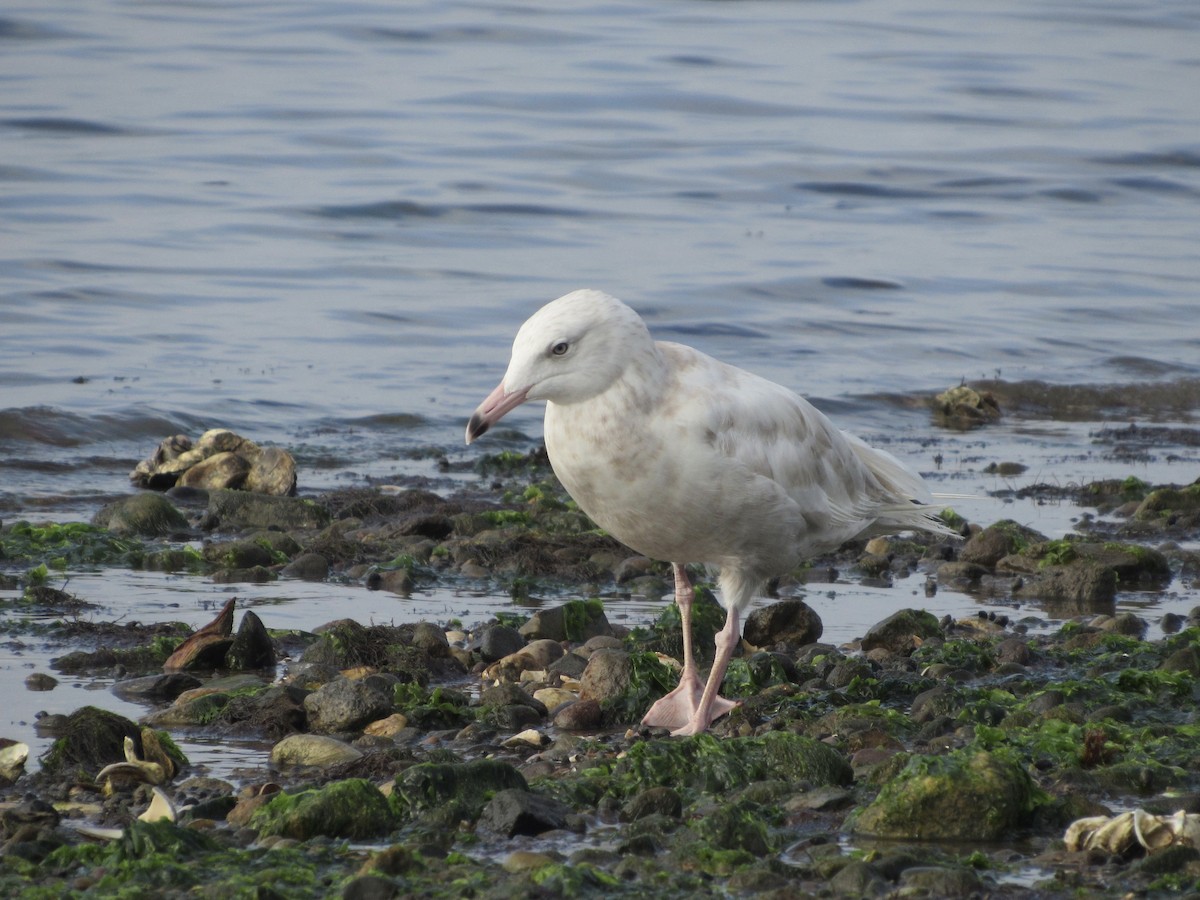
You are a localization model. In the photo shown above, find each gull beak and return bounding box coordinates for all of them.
[465,382,530,444]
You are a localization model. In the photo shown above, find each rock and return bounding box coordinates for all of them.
[518,599,613,642]
[900,866,984,895]
[367,569,414,594]
[111,672,203,702]
[281,552,329,580]
[621,786,682,822]
[244,445,297,496]
[479,788,572,837]
[180,451,251,490]
[532,687,577,711]
[860,608,943,655]
[960,520,1047,568]
[830,860,889,896]
[554,699,602,730]
[304,676,394,734]
[743,598,823,648]
[578,649,632,704]
[1014,561,1117,610]
[270,734,364,768]
[933,384,1001,429]
[92,492,188,537]
[38,706,141,777]
[251,778,395,840]
[363,713,408,737]
[132,429,297,495]
[392,759,528,821]
[205,488,329,531]
[547,651,589,679]
[409,622,449,657]
[502,850,556,874]
[481,682,548,717]
[478,624,525,662]
[24,672,58,691]
[226,610,276,670]
[852,750,1034,840]
[342,874,398,900]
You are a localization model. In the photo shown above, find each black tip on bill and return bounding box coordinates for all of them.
[465,413,490,444]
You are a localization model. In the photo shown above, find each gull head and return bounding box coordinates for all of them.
[465,289,648,444]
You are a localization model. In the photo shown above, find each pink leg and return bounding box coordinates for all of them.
[642,565,739,732]
[671,605,741,737]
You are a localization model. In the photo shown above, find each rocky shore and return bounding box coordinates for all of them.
[2,441,1200,898]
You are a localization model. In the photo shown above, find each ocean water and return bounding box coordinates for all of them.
[1,0,1199,779]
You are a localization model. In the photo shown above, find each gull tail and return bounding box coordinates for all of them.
[843,433,964,540]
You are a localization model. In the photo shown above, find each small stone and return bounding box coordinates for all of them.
[281,552,329,580]
[269,734,364,768]
[363,713,409,737]
[24,673,58,691]
[578,649,632,703]
[478,623,526,662]
[480,788,571,837]
[554,699,602,730]
[743,598,823,648]
[501,850,557,873]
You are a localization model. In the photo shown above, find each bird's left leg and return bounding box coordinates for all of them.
[671,605,741,737]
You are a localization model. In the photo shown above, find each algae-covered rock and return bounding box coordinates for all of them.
[226,610,276,670]
[39,706,142,778]
[518,598,613,642]
[851,749,1035,840]
[392,759,528,822]
[251,778,395,840]
[860,608,943,655]
[960,520,1047,567]
[613,732,852,800]
[205,488,328,531]
[92,492,188,537]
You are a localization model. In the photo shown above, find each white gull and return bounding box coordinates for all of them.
[466,289,956,736]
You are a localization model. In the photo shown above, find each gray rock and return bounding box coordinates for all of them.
[227,610,276,670]
[578,649,632,703]
[899,866,984,895]
[410,622,449,657]
[111,672,202,702]
[860,608,943,655]
[93,492,188,536]
[303,676,393,733]
[205,489,329,531]
[479,788,571,837]
[553,699,602,730]
[547,651,589,679]
[281,552,329,580]
[478,624,525,662]
[743,598,823,647]
[518,599,613,642]
[244,445,297,496]
[342,874,398,900]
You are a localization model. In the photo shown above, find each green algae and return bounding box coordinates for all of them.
[252,778,396,840]
[0,521,142,567]
[611,732,852,802]
[851,749,1038,840]
[391,758,528,823]
[393,682,472,729]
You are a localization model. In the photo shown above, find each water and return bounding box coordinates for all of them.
[1,0,1199,792]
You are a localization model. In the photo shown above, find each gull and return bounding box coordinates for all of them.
[466,289,955,736]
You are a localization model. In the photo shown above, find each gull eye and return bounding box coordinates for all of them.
[550,341,570,357]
